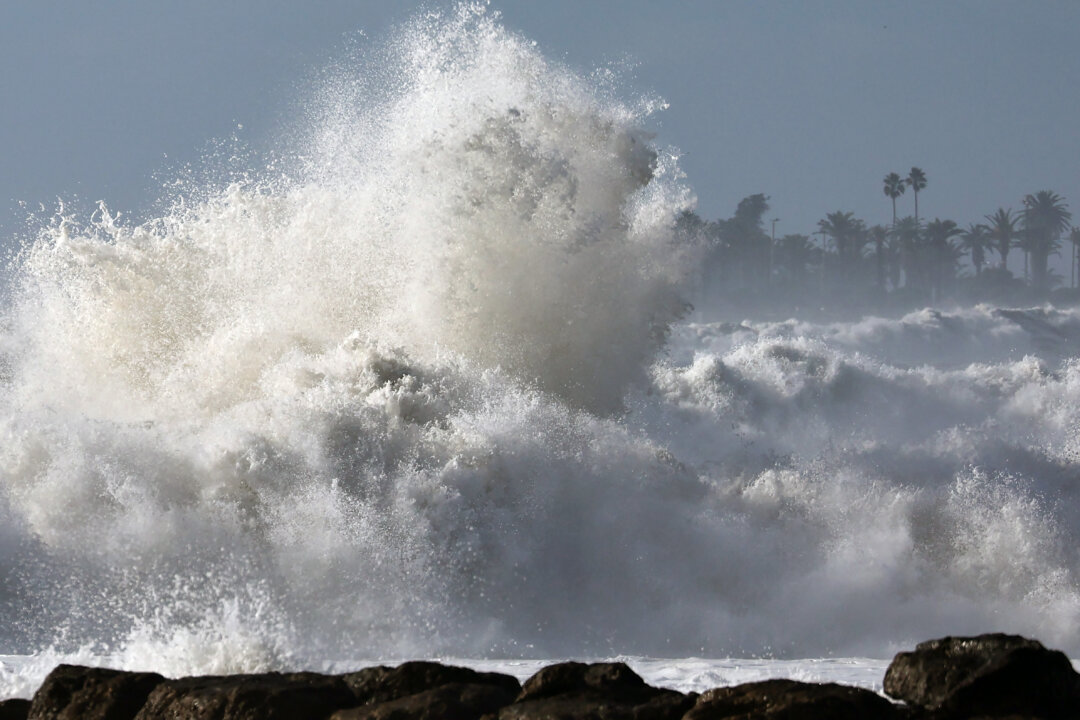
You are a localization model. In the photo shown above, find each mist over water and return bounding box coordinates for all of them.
[1,4,1079,682]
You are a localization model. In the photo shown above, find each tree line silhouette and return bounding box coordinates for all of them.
[680,167,1078,315]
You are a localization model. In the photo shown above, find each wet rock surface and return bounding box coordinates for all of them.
[884,633,1080,718]
[27,665,164,720]
[12,634,1080,719]
[684,678,900,719]
[501,661,694,719]
[330,682,516,719]
[342,661,520,706]
[132,671,356,720]
[0,699,30,720]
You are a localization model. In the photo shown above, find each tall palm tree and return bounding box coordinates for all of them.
[883,172,906,225]
[906,167,927,223]
[1020,190,1072,291]
[960,223,992,278]
[984,208,1019,272]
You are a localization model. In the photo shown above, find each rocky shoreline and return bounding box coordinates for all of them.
[1,633,1075,719]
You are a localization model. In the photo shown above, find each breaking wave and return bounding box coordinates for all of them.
[1,5,1079,680]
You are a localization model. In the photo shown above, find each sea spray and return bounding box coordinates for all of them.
[0,3,695,662]
[2,3,1080,679]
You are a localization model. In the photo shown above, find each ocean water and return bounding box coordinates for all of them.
[2,3,1079,700]
[0,652,893,700]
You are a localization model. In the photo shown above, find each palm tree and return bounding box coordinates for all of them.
[885,231,903,291]
[1020,191,1072,291]
[818,211,865,275]
[960,223,992,278]
[924,218,963,300]
[906,167,927,223]
[869,224,889,290]
[883,172,906,225]
[984,208,1019,273]
[889,216,923,290]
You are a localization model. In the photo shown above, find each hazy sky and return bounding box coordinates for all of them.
[3,1,1078,248]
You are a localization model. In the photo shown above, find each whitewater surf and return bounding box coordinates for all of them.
[1,3,1078,696]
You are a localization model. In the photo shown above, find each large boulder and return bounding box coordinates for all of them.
[0,699,30,720]
[498,662,693,720]
[329,682,516,720]
[133,671,356,720]
[498,692,693,720]
[342,661,520,705]
[684,678,900,719]
[515,662,649,702]
[883,633,1080,718]
[27,665,164,720]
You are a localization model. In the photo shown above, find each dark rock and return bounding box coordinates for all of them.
[28,665,164,720]
[516,662,648,702]
[499,693,693,720]
[329,682,516,719]
[133,671,356,720]
[341,667,393,701]
[499,662,693,720]
[635,691,700,720]
[0,699,30,720]
[342,662,520,706]
[884,633,1080,718]
[684,678,900,719]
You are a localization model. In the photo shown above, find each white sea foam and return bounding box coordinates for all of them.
[0,652,893,700]
[1,3,1079,695]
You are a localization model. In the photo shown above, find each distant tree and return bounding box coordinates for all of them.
[733,193,771,231]
[852,221,872,259]
[774,233,819,288]
[869,224,889,290]
[735,193,772,286]
[883,172,906,225]
[1016,223,1033,281]
[676,209,707,236]
[960,223,992,278]
[678,210,728,298]
[925,218,963,300]
[885,231,903,291]
[712,194,771,289]
[983,208,1019,273]
[1070,227,1080,288]
[818,211,863,269]
[1020,190,1072,291]
[889,216,923,290]
[906,167,927,223]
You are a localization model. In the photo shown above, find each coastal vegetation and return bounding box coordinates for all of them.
[681,167,1076,316]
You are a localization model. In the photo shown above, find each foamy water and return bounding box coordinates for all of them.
[2,3,1079,699]
[0,652,892,700]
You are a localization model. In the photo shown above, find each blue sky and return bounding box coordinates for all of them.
[2,1,1078,248]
